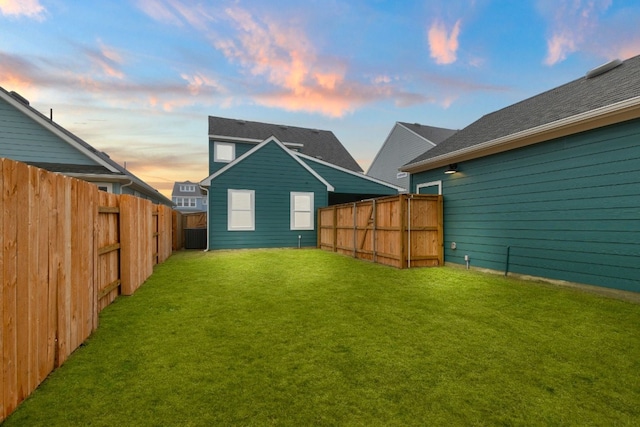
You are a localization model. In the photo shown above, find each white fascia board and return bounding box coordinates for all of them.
[296,151,406,192]
[208,134,304,148]
[402,95,640,173]
[200,136,334,191]
[397,122,437,147]
[208,134,263,143]
[0,90,119,173]
[65,173,128,182]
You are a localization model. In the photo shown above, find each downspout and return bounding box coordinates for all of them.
[199,185,210,252]
[119,179,133,194]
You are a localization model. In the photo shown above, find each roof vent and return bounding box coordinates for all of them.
[279,125,288,130]
[311,129,320,134]
[9,91,30,106]
[585,59,622,79]
[236,120,246,125]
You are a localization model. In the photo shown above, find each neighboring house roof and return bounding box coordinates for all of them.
[200,136,404,193]
[208,116,363,172]
[367,122,456,183]
[403,55,640,173]
[0,86,173,206]
[172,180,207,197]
[396,122,458,144]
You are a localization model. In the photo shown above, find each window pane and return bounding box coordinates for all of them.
[294,212,311,228]
[294,195,311,212]
[231,211,252,228]
[216,143,235,162]
[232,192,251,210]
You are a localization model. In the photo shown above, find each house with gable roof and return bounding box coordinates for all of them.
[367,122,457,191]
[200,117,404,250]
[0,86,173,206]
[402,55,640,293]
[172,180,207,212]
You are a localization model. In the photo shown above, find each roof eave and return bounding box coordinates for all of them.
[0,89,120,173]
[402,96,640,173]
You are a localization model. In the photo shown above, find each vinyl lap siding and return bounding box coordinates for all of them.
[208,140,255,174]
[209,141,328,249]
[367,124,435,190]
[411,118,640,292]
[0,97,97,165]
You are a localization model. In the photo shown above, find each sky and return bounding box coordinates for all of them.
[1,0,639,197]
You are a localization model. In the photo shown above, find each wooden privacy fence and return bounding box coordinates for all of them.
[1,158,174,422]
[318,194,443,268]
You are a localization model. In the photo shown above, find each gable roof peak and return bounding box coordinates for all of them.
[208,115,363,172]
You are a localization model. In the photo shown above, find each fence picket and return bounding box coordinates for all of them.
[317,194,443,268]
[0,158,176,422]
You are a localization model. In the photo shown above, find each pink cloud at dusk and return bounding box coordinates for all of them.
[136,2,432,117]
[539,0,612,65]
[0,0,45,20]
[427,19,461,65]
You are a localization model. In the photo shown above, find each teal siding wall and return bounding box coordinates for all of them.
[302,157,398,195]
[208,140,255,174]
[411,118,640,292]
[0,97,97,165]
[209,141,328,249]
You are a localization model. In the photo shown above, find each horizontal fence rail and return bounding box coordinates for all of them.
[318,194,443,269]
[1,158,175,422]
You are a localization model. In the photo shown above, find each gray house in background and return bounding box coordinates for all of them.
[367,122,457,191]
[403,56,640,293]
[0,86,173,206]
[172,180,207,212]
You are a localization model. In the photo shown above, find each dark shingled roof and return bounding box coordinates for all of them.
[405,55,640,167]
[398,122,457,145]
[208,116,363,172]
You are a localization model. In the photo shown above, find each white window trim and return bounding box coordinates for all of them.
[94,182,113,193]
[179,184,196,192]
[290,192,314,230]
[175,197,198,207]
[416,180,442,195]
[214,141,236,163]
[228,189,255,231]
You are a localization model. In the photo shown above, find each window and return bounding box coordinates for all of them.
[416,180,442,195]
[94,182,113,193]
[180,184,196,192]
[202,197,207,206]
[175,197,197,207]
[214,142,236,163]
[290,192,314,230]
[228,190,254,231]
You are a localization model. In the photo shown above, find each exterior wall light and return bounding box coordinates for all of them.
[444,163,458,174]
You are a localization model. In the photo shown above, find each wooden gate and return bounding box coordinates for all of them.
[317,194,443,268]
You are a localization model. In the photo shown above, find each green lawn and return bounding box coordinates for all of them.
[5,249,640,426]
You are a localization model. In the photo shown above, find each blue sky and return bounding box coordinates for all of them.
[1,0,639,196]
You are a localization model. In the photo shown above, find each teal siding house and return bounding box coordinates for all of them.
[0,86,172,206]
[201,117,403,250]
[402,56,640,293]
